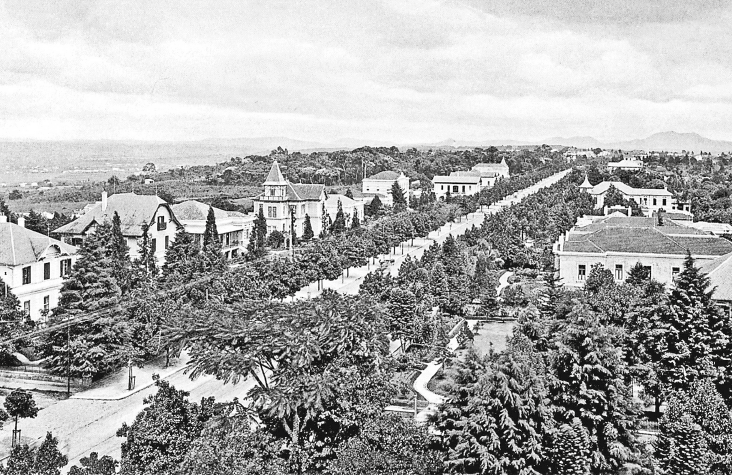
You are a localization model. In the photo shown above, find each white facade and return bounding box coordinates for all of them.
[0,218,78,321]
[362,171,410,202]
[607,159,644,171]
[432,175,481,200]
[171,201,255,259]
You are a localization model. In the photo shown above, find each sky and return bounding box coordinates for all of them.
[1,0,732,144]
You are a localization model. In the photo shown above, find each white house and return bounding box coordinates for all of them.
[432,175,481,200]
[362,171,409,205]
[607,159,644,172]
[325,194,365,228]
[54,192,180,265]
[252,160,363,238]
[0,216,78,321]
[580,180,688,217]
[472,158,510,179]
[554,214,732,289]
[171,200,255,260]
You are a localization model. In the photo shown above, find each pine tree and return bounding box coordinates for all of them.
[350,209,360,229]
[202,206,219,248]
[161,226,200,284]
[302,214,314,241]
[134,222,158,278]
[34,432,68,475]
[625,262,650,285]
[538,266,563,320]
[368,195,383,217]
[0,276,29,346]
[345,188,354,199]
[390,181,407,209]
[330,200,346,234]
[546,418,591,475]
[25,209,47,234]
[320,203,330,238]
[69,452,118,475]
[109,212,132,293]
[200,206,225,271]
[656,415,710,475]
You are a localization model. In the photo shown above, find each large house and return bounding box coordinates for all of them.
[171,200,255,260]
[579,179,690,217]
[0,216,78,321]
[554,214,732,288]
[54,192,179,265]
[252,161,363,237]
[362,171,409,205]
[607,159,644,172]
[433,159,509,200]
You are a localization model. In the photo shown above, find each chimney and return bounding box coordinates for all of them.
[628,206,632,217]
[102,191,108,212]
[0,215,6,223]
[17,216,25,228]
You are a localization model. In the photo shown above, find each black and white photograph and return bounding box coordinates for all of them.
[1,1,732,473]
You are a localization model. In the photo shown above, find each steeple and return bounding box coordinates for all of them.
[580,173,593,191]
[263,160,287,185]
[500,157,507,166]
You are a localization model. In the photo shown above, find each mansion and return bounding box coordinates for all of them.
[580,178,692,218]
[253,161,364,237]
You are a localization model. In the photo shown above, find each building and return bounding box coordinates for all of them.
[0,216,78,321]
[362,171,409,205]
[171,200,255,259]
[607,159,644,172]
[325,194,365,229]
[580,180,688,217]
[54,192,179,265]
[432,159,509,200]
[252,160,363,238]
[702,252,732,316]
[554,214,732,288]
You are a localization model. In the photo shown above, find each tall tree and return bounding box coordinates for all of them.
[160,227,200,284]
[200,207,225,272]
[4,389,38,440]
[302,214,314,241]
[202,206,219,248]
[368,195,383,217]
[109,211,132,293]
[391,181,407,209]
[350,209,360,229]
[329,200,346,234]
[134,222,158,278]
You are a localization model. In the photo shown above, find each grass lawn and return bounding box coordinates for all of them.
[472,321,516,355]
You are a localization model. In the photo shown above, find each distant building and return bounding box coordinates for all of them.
[607,159,644,172]
[554,214,732,288]
[171,200,255,260]
[702,252,732,316]
[580,180,689,217]
[432,159,509,200]
[252,160,363,237]
[0,216,78,321]
[362,171,409,205]
[54,192,179,265]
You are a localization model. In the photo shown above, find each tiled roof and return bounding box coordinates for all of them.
[432,175,481,184]
[703,252,732,301]
[0,222,77,266]
[325,194,360,207]
[171,201,228,221]
[590,181,671,197]
[54,193,175,237]
[563,217,732,256]
[451,170,483,177]
[473,161,508,170]
[289,184,324,200]
[367,171,400,180]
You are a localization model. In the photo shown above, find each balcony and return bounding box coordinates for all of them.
[157,221,167,231]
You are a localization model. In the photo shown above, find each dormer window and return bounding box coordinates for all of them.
[270,188,276,196]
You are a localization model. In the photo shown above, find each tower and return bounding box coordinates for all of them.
[263,160,288,200]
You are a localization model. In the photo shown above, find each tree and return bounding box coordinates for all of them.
[142,162,156,173]
[69,452,118,475]
[625,262,651,285]
[387,288,417,347]
[4,389,38,439]
[8,189,22,200]
[0,197,13,221]
[302,214,314,241]
[350,209,360,229]
[0,276,31,357]
[368,195,383,217]
[391,181,407,210]
[330,200,347,234]
[545,418,591,475]
[160,227,200,284]
[34,432,68,475]
[109,212,132,293]
[134,222,157,278]
[345,188,354,199]
[202,206,219,248]
[267,230,285,249]
[247,207,268,258]
[200,207,225,272]
[3,444,35,475]
[583,263,614,294]
[656,414,711,475]
[117,376,219,475]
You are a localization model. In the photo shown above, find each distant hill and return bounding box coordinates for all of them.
[540,131,732,154]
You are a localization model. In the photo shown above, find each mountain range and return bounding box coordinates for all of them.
[540,132,732,154]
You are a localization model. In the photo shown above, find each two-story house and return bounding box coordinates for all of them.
[171,200,255,259]
[54,192,179,265]
[361,171,410,205]
[580,179,690,218]
[0,216,78,321]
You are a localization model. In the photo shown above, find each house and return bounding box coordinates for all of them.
[252,160,363,238]
[432,174,481,200]
[362,171,409,205]
[54,192,179,265]
[171,200,255,260]
[0,216,78,321]
[325,194,365,229]
[580,180,689,217]
[554,214,732,288]
[472,158,510,180]
[607,159,644,171]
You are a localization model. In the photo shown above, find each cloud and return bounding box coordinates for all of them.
[1,0,732,142]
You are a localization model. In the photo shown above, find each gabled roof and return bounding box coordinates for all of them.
[289,184,325,200]
[0,222,77,266]
[171,201,229,221]
[702,252,732,301]
[366,171,401,180]
[263,160,287,185]
[54,193,178,237]
[325,194,360,208]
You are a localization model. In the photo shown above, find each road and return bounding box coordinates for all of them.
[0,167,570,472]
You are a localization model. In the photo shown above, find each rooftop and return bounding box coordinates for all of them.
[366,171,402,180]
[590,181,671,197]
[263,160,287,185]
[171,201,229,221]
[432,175,481,184]
[702,252,732,301]
[0,222,77,266]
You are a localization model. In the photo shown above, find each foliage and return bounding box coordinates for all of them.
[303,214,314,241]
[4,389,38,434]
[68,452,118,475]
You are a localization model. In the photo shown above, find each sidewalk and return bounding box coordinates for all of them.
[70,353,190,401]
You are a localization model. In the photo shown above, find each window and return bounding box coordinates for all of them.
[578,265,586,281]
[165,236,170,249]
[268,206,277,218]
[662,199,667,206]
[653,198,657,206]
[44,262,51,280]
[43,296,50,312]
[225,234,230,246]
[452,185,458,193]
[462,185,466,193]
[672,267,680,278]
[441,185,444,191]
[151,238,157,253]
[23,301,30,316]
[301,204,305,214]
[643,266,652,279]
[270,187,275,196]
[22,266,31,285]
[157,215,166,231]
[60,259,71,277]
[615,264,623,280]
[259,204,263,214]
